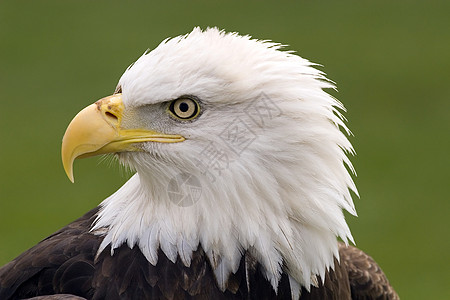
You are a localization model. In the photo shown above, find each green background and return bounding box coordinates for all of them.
[1,1,449,299]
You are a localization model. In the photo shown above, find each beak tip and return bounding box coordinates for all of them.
[62,150,74,183]
[64,166,75,183]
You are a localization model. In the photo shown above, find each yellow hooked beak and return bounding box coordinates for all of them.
[61,94,185,182]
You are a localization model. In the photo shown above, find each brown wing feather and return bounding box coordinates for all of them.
[0,208,100,300]
[339,243,399,300]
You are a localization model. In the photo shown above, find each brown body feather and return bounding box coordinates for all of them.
[0,209,398,299]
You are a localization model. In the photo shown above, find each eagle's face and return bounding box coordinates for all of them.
[61,27,357,289]
[64,29,284,183]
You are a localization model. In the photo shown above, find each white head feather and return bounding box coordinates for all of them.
[92,27,358,294]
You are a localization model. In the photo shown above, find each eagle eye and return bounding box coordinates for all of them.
[168,98,200,120]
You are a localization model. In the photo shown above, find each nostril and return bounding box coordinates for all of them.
[105,111,118,121]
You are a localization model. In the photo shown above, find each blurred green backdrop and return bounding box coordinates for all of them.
[1,1,449,299]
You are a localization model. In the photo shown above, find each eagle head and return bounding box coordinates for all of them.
[62,27,357,292]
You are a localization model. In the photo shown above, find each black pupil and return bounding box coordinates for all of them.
[179,102,189,112]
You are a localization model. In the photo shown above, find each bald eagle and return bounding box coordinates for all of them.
[0,28,398,300]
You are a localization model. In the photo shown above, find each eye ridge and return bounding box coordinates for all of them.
[168,97,201,120]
